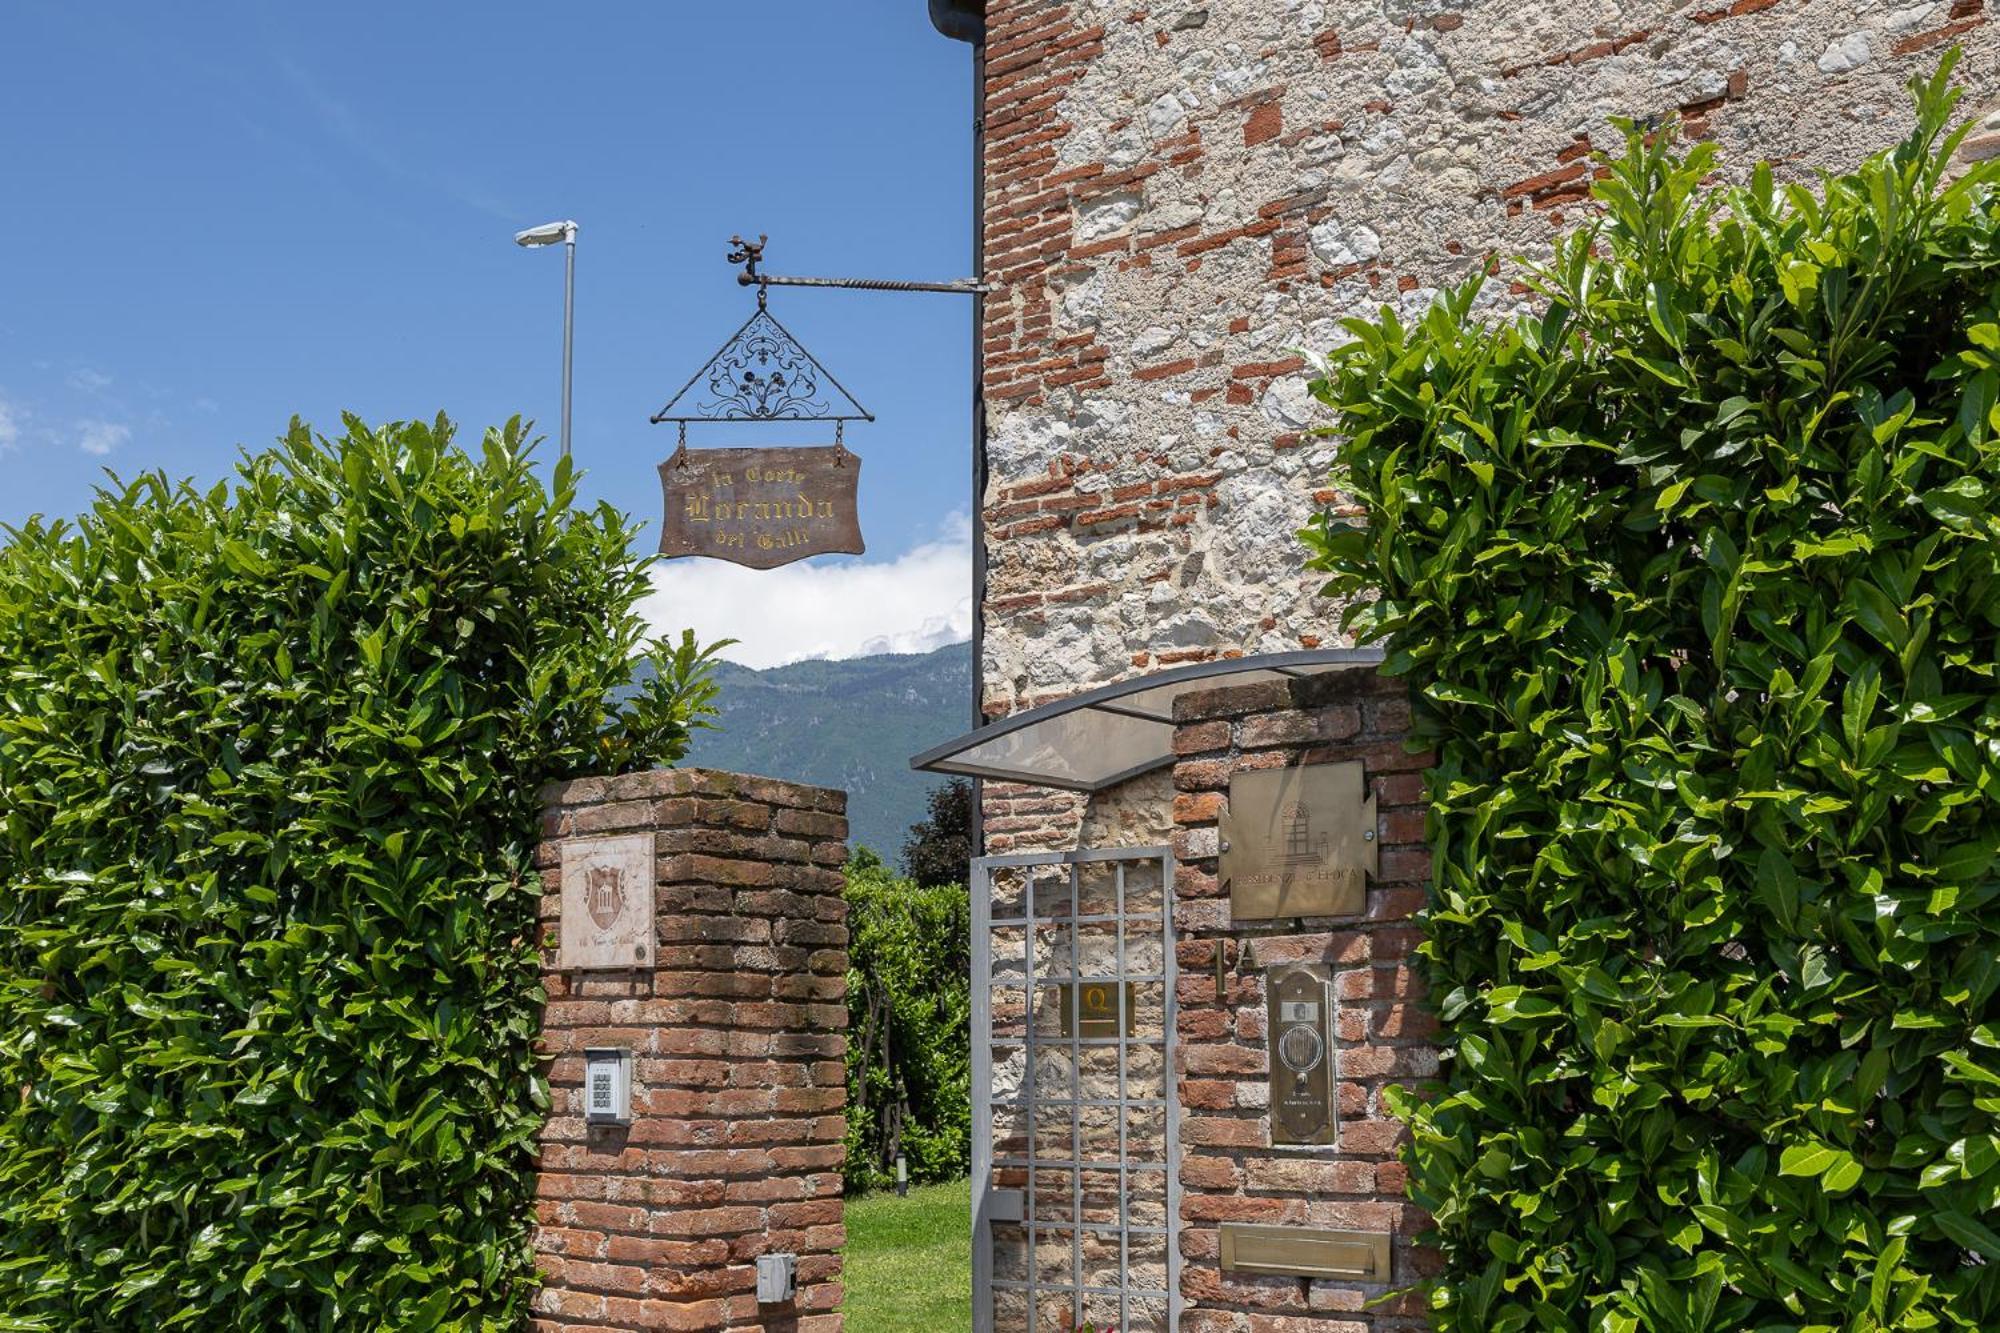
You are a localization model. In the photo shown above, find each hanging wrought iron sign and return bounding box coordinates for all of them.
[651,236,870,569]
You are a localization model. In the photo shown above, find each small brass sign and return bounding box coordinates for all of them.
[1057,980,1136,1038]
[1220,760,1377,921]
[558,834,655,970]
[659,445,863,569]
[1219,1223,1390,1282]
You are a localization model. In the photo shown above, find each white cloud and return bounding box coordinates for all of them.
[76,420,130,456]
[639,511,973,669]
[67,367,112,393]
[0,394,20,453]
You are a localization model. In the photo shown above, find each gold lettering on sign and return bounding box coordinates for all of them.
[659,446,865,571]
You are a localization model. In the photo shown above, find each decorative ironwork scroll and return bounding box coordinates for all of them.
[651,305,872,426]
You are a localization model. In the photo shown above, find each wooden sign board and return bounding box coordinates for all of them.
[1219,761,1377,921]
[658,445,863,569]
[558,833,656,970]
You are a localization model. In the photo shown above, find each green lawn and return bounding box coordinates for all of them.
[844,1180,972,1330]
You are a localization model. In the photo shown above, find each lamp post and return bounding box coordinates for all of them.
[515,219,579,460]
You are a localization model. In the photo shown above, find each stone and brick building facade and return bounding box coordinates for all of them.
[918,2,2000,1329]
[963,0,2000,852]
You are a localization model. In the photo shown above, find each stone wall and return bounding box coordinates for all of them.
[1171,668,1437,1330]
[974,0,2000,852]
[531,769,850,1332]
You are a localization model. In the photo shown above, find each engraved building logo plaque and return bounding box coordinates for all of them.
[559,833,655,970]
[1219,760,1377,921]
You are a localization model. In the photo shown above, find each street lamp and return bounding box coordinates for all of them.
[515,219,579,460]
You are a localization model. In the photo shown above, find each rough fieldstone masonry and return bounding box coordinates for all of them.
[1170,670,1436,1330]
[975,0,2000,853]
[531,770,849,1332]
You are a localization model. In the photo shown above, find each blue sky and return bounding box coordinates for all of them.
[1,4,975,666]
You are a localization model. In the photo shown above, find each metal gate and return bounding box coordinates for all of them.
[971,847,1180,1332]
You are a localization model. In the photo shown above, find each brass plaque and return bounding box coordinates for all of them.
[1219,1223,1391,1282]
[558,834,656,970]
[1267,964,1337,1146]
[1220,760,1377,921]
[659,445,864,569]
[1057,981,1136,1038]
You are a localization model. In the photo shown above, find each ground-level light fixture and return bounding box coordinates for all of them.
[514,219,579,460]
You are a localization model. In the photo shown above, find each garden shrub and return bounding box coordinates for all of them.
[843,850,972,1191]
[1304,58,2000,1330]
[0,415,717,1329]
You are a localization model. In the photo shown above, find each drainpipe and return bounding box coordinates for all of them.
[931,0,988,853]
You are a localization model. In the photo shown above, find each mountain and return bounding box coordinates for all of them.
[682,641,973,861]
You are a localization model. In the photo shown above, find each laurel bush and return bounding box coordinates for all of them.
[0,415,717,1329]
[1305,58,2000,1330]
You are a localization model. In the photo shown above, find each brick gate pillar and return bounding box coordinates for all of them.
[1169,671,1439,1331]
[530,769,850,1332]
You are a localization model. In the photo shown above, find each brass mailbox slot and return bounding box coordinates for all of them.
[1267,964,1337,1146]
[1219,1223,1391,1282]
[1056,980,1137,1038]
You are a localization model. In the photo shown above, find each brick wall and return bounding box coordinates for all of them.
[531,769,850,1332]
[973,0,2000,854]
[1170,669,1437,1331]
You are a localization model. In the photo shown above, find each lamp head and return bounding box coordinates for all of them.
[515,220,578,247]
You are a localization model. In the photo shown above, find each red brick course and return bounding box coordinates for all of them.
[532,769,849,1332]
[1172,672,1438,1330]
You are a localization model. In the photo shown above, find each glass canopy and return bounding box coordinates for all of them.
[909,649,1385,792]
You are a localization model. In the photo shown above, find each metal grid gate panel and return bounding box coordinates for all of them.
[972,847,1179,1332]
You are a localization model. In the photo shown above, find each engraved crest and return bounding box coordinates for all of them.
[585,863,626,931]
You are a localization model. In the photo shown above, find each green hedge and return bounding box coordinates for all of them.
[0,416,715,1329]
[1305,60,2000,1330]
[843,851,971,1192]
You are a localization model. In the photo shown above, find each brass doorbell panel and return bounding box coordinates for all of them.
[1266,963,1336,1146]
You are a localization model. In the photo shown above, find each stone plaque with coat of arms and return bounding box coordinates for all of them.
[558,833,656,969]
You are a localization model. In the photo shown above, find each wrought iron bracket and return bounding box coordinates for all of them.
[729,233,991,298]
